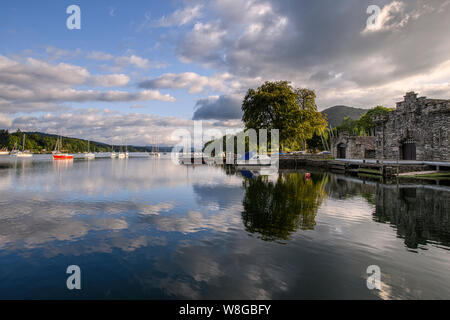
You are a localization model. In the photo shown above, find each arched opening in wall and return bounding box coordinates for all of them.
[337,143,347,159]
[402,139,417,160]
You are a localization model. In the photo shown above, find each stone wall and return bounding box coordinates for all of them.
[375,92,450,161]
[331,133,376,159]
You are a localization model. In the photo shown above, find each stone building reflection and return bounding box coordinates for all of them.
[327,175,450,250]
[241,172,328,242]
[374,185,450,250]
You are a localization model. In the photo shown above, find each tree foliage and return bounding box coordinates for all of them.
[242,81,327,151]
[335,106,393,136]
[0,131,160,153]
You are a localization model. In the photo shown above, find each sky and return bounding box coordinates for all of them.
[0,0,450,145]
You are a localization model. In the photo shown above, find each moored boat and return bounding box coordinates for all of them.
[236,152,271,166]
[52,136,73,160]
[0,147,9,155]
[13,134,33,158]
[83,140,95,159]
[111,145,117,158]
[53,153,74,160]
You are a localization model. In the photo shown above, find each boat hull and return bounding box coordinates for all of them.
[15,153,33,158]
[53,154,74,160]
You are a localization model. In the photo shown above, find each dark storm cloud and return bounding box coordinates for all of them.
[193,94,243,120]
[176,0,450,108]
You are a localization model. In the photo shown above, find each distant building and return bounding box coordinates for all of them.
[374,92,450,161]
[331,133,376,159]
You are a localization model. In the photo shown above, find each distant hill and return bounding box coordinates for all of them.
[321,106,367,128]
[0,130,173,153]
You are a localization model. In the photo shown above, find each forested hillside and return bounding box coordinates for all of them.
[0,130,170,153]
[321,106,367,127]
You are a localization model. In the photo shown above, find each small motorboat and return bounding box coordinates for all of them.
[236,152,271,166]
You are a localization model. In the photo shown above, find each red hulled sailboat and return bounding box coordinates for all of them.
[52,136,74,160]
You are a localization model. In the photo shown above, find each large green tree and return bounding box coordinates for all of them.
[242,81,327,151]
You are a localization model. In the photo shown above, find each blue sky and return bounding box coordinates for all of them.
[0,0,449,145]
[0,0,212,119]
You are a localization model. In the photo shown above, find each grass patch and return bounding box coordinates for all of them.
[358,168,382,175]
[400,172,450,179]
[358,173,383,180]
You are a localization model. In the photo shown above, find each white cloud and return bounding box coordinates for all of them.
[363,1,411,34]
[10,108,242,145]
[92,74,130,87]
[86,51,114,61]
[139,72,232,94]
[179,22,227,66]
[0,55,175,113]
[155,5,203,27]
[114,54,151,69]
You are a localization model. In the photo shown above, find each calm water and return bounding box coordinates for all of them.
[0,155,449,300]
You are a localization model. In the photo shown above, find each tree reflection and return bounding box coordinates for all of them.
[242,173,328,242]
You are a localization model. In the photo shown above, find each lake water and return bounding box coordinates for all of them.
[0,155,449,300]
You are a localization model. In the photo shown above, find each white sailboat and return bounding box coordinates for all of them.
[118,140,125,159]
[111,144,117,158]
[84,140,95,159]
[149,137,161,157]
[14,134,33,158]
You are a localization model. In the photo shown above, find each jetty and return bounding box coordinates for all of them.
[279,155,450,178]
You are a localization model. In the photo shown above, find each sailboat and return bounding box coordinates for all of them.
[84,140,95,159]
[149,137,161,157]
[14,134,33,158]
[118,138,127,159]
[52,136,74,160]
[110,144,117,158]
[0,147,9,156]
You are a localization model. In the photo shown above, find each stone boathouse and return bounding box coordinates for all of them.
[331,133,376,159]
[374,92,450,161]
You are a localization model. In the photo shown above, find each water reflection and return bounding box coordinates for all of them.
[242,173,328,241]
[326,175,450,250]
[374,185,450,250]
[0,157,448,299]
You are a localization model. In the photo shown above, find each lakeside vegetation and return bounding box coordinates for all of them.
[0,130,170,154]
[204,81,393,154]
